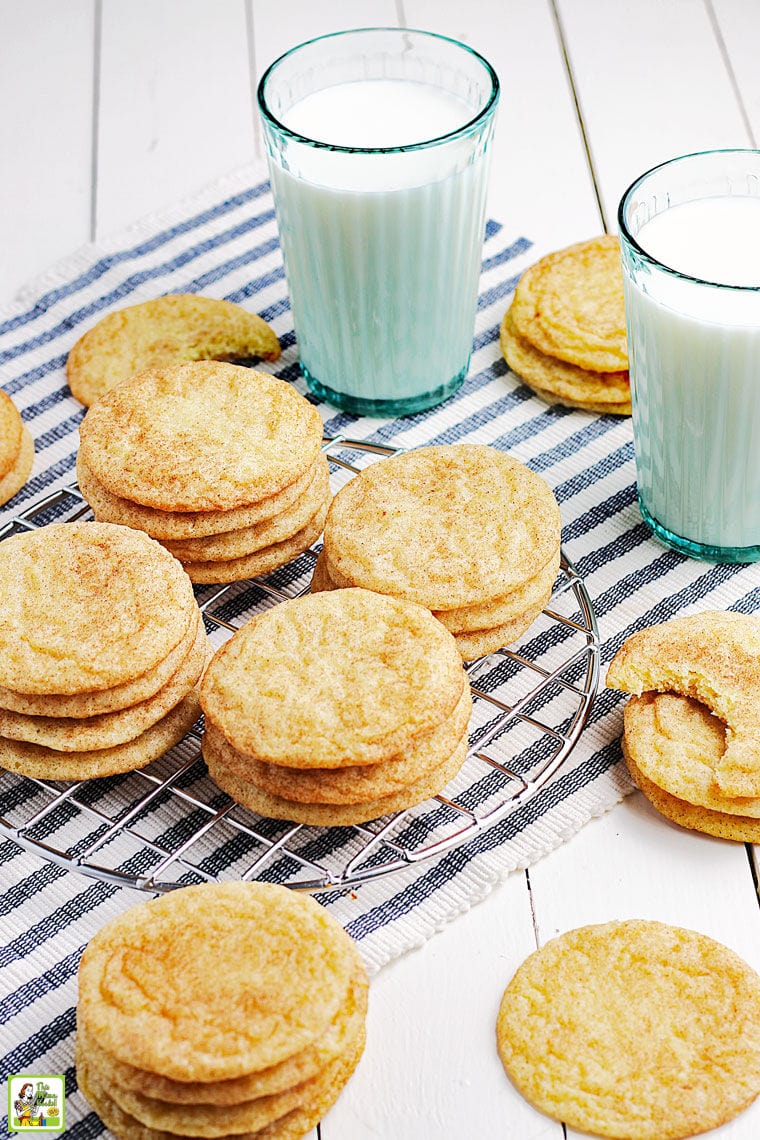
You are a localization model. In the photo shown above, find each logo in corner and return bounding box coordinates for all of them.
[8,1076,65,1131]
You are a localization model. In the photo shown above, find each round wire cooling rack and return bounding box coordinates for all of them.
[0,436,600,893]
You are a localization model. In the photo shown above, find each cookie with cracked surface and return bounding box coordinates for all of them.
[76,964,367,1105]
[0,522,196,696]
[77,881,365,1083]
[500,306,631,414]
[509,235,627,372]
[203,683,471,805]
[0,619,208,751]
[78,361,324,512]
[0,609,200,718]
[205,731,468,826]
[624,737,760,843]
[67,293,281,406]
[322,444,561,612]
[497,919,760,1139]
[623,690,760,818]
[316,546,559,637]
[200,588,465,768]
[607,610,760,798]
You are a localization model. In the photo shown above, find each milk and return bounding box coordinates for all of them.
[263,77,496,413]
[623,195,760,555]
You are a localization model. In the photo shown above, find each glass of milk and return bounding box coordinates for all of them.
[619,149,760,562]
[258,28,499,416]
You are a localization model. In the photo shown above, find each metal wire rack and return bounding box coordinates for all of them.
[0,436,600,892]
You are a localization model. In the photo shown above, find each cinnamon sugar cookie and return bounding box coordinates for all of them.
[204,683,471,805]
[623,691,760,818]
[200,589,465,769]
[77,882,364,1082]
[497,920,760,1138]
[0,522,196,696]
[78,361,323,512]
[323,445,561,611]
[624,739,760,843]
[510,235,627,372]
[67,293,281,406]
[77,966,367,1105]
[0,618,208,751]
[500,306,631,415]
[606,610,760,798]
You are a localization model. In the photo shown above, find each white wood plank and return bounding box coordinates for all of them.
[251,0,399,80]
[709,0,760,145]
[321,872,559,1140]
[529,798,760,1139]
[557,0,752,231]
[403,0,602,245]
[96,0,254,236]
[0,0,94,304]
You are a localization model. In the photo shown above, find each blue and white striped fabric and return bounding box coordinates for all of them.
[2,161,759,1137]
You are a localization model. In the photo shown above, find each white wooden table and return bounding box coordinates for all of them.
[2,2,760,1138]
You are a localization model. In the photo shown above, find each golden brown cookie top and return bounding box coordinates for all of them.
[497,919,760,1139]
[323,444,561,610]
[0,522,196,695]
[623,691,760,818]
[510,235,627,373]
[0,389,24,481]
[78,361,324,511]
[500,306,631,413]
[77,882,363,1082]
[66,293,281,406]
[200,588,466,768]
[607,610,760,798]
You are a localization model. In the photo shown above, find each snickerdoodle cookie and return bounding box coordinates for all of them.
[316,444,561,660]
[509,235,627,373]
[607,610,760,799]
[497,920,760,1139]
[0,522,205,779]
[67,293,281,406]
[77,882,364,1080]
[200,588,470,825]
[0,390,33,506]
[77,361,330,582]
[500,307,631,415]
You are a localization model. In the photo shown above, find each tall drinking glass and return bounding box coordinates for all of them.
[258,28,499,416]
[619,149,760,562]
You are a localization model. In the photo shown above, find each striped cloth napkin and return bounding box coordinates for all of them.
[2,161,758,1136]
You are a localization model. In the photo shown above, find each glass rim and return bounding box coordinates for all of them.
[618,147,760,293]
[257,26,500,155]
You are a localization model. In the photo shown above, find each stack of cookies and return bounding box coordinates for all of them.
[500,235,631,415]
[77,360,330,584]
[67,293,281,405]
[0,522,205,780]
[497,919,760,1138]
[607,610,760,842]
[76,882,368,1140]
[200,588,471,826]
[0,388,33,507]
[313,444,562,661]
